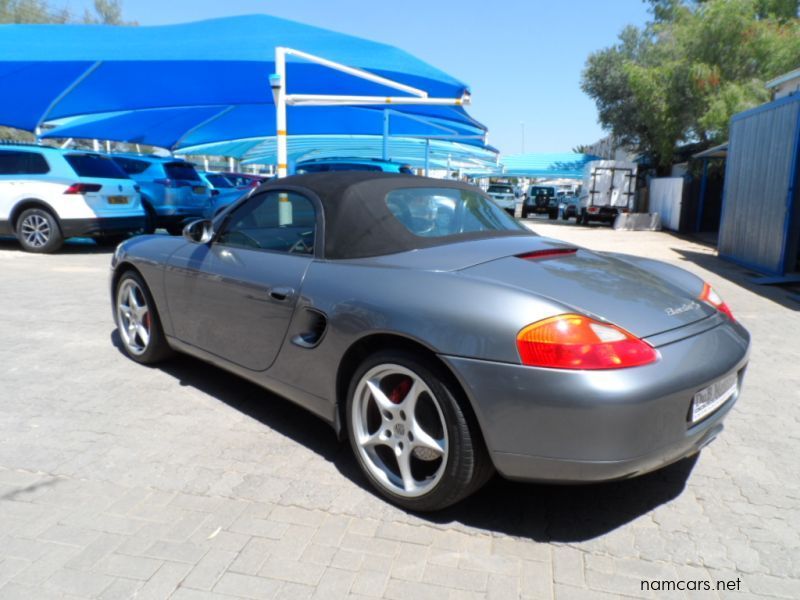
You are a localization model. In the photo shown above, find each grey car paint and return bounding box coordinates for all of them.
[111,215,750,483]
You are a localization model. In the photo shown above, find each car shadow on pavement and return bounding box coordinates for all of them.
[0,236,116,254]
[111,332,697,543]
[672,247,800,311]
[428,455,697,542]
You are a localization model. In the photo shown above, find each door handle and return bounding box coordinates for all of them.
[269,286,295,301]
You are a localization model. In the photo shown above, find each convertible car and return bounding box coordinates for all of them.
[111,172,750,511]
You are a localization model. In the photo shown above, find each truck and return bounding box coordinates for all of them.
[577,160,637,225]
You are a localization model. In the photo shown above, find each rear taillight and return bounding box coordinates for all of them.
[699,283,735,321]
[64,183,102,194]
[516,314,659,370]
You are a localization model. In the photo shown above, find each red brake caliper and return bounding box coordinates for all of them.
[388,378,412,404]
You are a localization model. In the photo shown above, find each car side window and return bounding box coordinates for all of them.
[216,191,316,255]
[0,150,50,175]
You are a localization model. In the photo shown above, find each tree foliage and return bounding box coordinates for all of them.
[581,0,800,170]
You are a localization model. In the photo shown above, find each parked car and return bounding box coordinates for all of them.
[111,172,750,511]
[111,154,210,235]
[485,183,517,215]
[295,158,415,175]
[560,193,580,220]
[522,185,558,219]
[198,171,245,217]
[220,172,271,189]
[0,143,144,253]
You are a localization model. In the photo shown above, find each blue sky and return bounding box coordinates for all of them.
[64,0,651,155]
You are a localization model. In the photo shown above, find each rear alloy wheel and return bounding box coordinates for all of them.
[115,271,172,364]
[346,350,492,511]
[16,208,63,253]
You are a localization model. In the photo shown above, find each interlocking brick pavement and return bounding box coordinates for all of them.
[0,221,798,599]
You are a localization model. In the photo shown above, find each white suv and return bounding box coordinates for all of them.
[0,144,145,253]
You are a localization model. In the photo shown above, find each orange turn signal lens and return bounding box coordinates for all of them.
[516,314,659,370]
[699,283,735,321]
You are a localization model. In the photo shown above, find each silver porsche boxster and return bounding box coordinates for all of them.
[111,172,750,511]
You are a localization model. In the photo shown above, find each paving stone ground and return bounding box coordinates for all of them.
[0,219,798,599]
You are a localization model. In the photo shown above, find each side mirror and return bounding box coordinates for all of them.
[182,219,214,244]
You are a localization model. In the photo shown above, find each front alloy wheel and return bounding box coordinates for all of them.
[115,272,172,364]
[347,351,492,511]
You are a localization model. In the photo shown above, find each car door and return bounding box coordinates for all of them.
[165,189,318,371]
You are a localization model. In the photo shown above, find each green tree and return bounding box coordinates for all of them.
[582,0,800,171]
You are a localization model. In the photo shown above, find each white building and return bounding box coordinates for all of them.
[766,68,800,100]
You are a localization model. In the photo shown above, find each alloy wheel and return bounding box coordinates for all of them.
[352,364,449,498]
[20,214,51,248]
[116,278,151,356]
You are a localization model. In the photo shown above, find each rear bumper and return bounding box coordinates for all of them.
[60,216,147,238]
[441,320,750,482]
[585,207,624,221]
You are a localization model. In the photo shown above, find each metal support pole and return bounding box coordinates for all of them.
[696,159,709,233]
[382,110,389,161]
[424,138,430,177]
[273,47,288,178]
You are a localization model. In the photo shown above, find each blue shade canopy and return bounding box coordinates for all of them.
[42,104,488,150]
[178,135,499,173]
[0,15,469,131]
[471,153,602,178]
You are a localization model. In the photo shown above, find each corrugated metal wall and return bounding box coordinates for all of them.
[718,95,800,275]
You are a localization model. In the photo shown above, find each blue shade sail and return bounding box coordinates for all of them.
[0,15,469,132]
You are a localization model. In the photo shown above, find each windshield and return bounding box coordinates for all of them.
[385,187,527,238]
[487,185,514,194]
[66,154,130,179]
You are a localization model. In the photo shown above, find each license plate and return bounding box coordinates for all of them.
[107,195,129,205]
[691,372,737,423]
[193,186,206,194]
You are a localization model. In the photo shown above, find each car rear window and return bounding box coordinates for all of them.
[530,187,555,197]
[205,173,234,188]
[112,157,150,175]
[385,187,527,238]
[164,162,201,181]
[0,150,50,175]
[65,154,129,179]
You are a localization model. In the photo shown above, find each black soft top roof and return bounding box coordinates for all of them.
[259,172,531,259]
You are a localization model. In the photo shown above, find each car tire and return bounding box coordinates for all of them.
[114,270,173,364]
[141,200,157,235]
[548,209,557,220]
[16,207,64,253]
[521,209,529,219]
[346,349,492,511]
[561,210,569,221]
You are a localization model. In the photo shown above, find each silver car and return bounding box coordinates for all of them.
[111,173,750,511]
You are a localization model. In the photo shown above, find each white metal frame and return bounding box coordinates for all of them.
[271,47,471,178]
